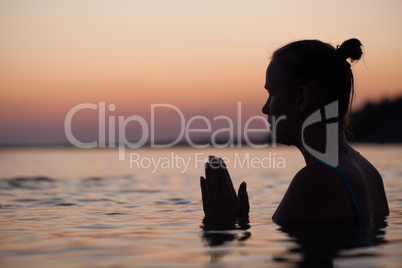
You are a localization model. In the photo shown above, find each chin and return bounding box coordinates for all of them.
[273,131,299,147]
[269,134,287,146]
[276,139,293,146]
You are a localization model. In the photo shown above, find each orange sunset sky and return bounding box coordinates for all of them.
[1,0,402,145]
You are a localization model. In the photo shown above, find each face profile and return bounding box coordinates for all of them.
[263,59,303,146]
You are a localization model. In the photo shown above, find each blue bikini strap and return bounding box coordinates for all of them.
[314,160,362,220]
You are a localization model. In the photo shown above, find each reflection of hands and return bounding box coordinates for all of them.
[201,216,251,248]
[200,156,249,218]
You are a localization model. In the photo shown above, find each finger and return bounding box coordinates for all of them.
[237,182,250,218]
[244,189,250,217]
[209,157,221,192]
[217,158,236,202]
[200,176,208,212]
[220,159,237,201]
[205,162,213,196]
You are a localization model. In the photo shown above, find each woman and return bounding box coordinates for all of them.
[200,39,389,220]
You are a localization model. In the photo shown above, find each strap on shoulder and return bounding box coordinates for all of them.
[314,160,362,220]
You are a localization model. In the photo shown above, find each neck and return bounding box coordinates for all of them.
[297,133,347,166]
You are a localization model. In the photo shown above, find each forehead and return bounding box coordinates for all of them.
[265,60,283,89]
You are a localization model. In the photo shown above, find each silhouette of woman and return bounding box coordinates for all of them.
[200,39,389,220]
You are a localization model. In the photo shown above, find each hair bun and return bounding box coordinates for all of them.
[337,38,363,62]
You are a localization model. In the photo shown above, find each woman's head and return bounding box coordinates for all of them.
[263,38,363,143]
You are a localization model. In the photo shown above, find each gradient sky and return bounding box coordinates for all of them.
[1,0,402,145]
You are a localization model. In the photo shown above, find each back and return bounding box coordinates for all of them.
[337,145,389,218]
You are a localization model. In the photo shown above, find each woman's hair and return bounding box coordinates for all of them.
[272,38,363,133]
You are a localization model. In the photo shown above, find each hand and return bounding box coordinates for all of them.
[200,156,249,218]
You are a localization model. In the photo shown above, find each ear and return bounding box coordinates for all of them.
[296,85,311,112]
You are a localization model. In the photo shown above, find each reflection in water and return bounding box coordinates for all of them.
[273,216,388,267]
[201,216,251,263]
[200,216,388,267]
[1,147,400,267]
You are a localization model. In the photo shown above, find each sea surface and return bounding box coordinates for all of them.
[1,145,401,267]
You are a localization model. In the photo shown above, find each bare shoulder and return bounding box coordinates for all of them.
[273,163,355,220]
[289,163,353,203]
[292,162,343,187]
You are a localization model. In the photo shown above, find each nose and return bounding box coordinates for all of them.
[262,97,270,115]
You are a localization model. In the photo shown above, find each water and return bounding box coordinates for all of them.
[1,146,401,267]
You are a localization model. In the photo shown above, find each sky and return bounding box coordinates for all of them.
[1,0,402,146]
